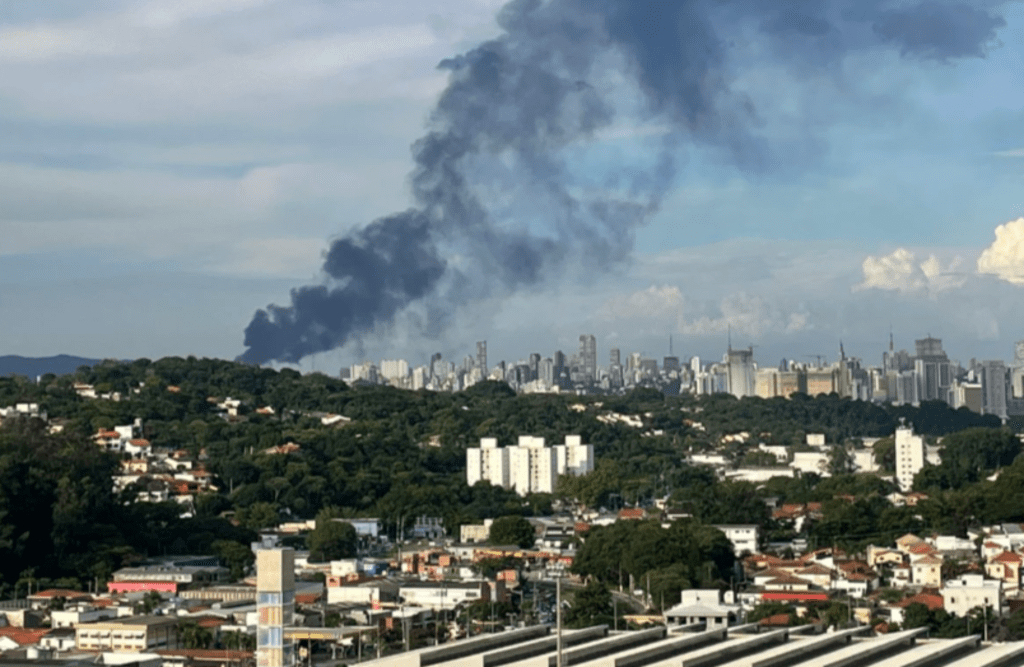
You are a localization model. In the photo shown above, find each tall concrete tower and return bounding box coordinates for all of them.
[578,335,597,382]
[257,549,295,667]
[476,341,487,374]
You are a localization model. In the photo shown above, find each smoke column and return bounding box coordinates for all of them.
[240,0,1007,364]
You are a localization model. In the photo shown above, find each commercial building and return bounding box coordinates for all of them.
[75,616,180,653]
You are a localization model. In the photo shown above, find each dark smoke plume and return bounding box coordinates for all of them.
[241,0,1008,364]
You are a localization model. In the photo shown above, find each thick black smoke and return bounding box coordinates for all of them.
[240,0,1009,364]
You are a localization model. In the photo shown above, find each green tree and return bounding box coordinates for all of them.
[566,580,613,628]
[489,516,535,548]
[178,620,213,649]
[213,540,255,580]
[308,509,358,562]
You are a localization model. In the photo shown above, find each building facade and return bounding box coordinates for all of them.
[256,549,295,667]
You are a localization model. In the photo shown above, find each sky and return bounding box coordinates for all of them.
[1,0,1023,373]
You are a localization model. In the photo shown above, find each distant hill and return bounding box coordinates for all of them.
[0,355,104,379]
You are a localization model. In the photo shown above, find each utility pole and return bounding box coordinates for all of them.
[556,578,563,667]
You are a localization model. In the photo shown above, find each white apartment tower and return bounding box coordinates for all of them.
[466,438,510,489]
[510,436,558,495]
[467,435,593,496]
[895,425,925,492]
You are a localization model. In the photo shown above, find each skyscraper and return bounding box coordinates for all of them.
[476,341,487,374]
[578,335,597,382]
[609,348,621,367]
[726,348,755,398]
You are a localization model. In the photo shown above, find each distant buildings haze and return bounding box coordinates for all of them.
[336,334,1024,421]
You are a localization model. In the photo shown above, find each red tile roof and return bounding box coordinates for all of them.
[895,593,943,610]
[992,551,1023,564]
[617,508,646,520]
[0,628,49,646]
[28,588,91,600]
[759,613,792,626]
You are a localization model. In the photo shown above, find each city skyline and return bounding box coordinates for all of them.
[1,1,1023,370]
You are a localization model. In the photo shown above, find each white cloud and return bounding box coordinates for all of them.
[601,284,683,320]
[216,237,325,278]
[601,285,809,341]
[676,293,809,338]
[977,218,1024,285]
[854,247,965,295]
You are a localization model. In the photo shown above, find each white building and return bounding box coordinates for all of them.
[510,436,558,495]
[467,438,511,489]
[379,359,409,381]
[941,574,1002,617]
[895,425,925,491]
[713,524,760,556]
[555,435,594,476]
[466,435,593,496]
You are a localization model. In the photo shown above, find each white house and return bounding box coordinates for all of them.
[941,574,1003,617]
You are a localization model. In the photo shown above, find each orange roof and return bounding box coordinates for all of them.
[992,551,1024,564]
[130,438,151,446]
[895,593,943,610]
[914,555,943,565]
[909,543,936,555]
[574,522,590,533]
[28,588,91,600]
[759,613,792,626]
[617,508,646,520]
[295,593,322,604]
[196,617,227,628]
[0,628,49,646]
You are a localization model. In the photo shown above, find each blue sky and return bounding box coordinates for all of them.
[1,0,1023,372]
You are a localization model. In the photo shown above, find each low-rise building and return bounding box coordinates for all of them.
[75,616,181,653]
[941,574,1002,617]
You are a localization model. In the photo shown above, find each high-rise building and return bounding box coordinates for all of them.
[528,353,541,381]
[978,360,1008,420]
[476,341,487,374]
[467,435,592,496]
[467,438,510,488]
[726,348,755,398]
[610,348,621,367]
[1012,340,1024,400]
[379,359,409,381]
[913,337,951,402]
[539,357,554,386]
[509,436,558,495]
[256,548,295,667]
[895,425,925,491]
[578,335,597,382]
[663,356,681,373]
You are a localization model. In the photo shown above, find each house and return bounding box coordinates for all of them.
[887,593,944,626]
[941,574,1003,617]
[26,589,92,611]
[0,628,49,652]
[911,556,943,588]
[985,551,1023,591]
[663,589,740,628]
[713,525,760,556]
